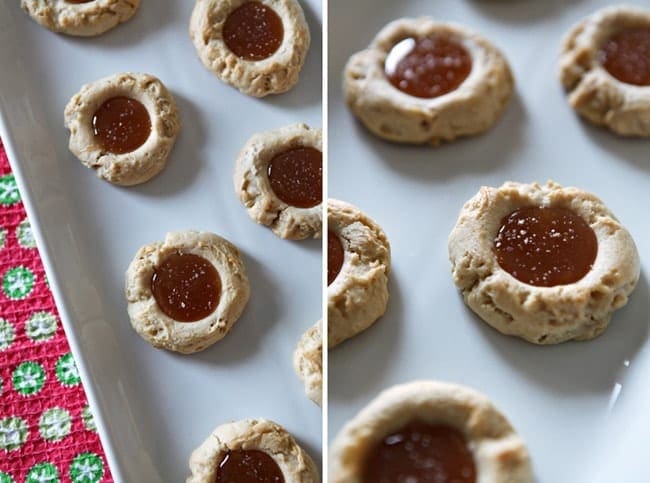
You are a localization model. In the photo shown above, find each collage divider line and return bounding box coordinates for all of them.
[321,0,329,479]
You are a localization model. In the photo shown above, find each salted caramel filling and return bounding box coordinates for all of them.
[92,96,151,154]
[267,147,322,208]
[599,28,650,86]
[328,231,344,286]
[494,207,598,287]
[385,34,472,99]
[151,251,221,322]
[362,421,477,483]
[217,450,284,483]
[223,1,284,61]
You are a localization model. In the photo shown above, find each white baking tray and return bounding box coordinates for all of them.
[0,1,322,481]
[328,1,649,482]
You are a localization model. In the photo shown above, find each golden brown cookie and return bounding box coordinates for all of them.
[448,181,640,344]
[64,72,180,186]
[330,381,532,483]
[344,17,514,145]
[187,419,319,482]
[126,231,250,354]
[560,5,650,136]
[21,0,139,36]
[234,123,322,240]
[328,199,390,348]
[189,0,311,97]
[293,321,322,406]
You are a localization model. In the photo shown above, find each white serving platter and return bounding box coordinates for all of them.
[0,1,322,481]
[328,0,649,482]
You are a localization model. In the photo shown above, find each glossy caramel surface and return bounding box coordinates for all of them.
[217,450,284,483]
[385,34,472,98]
[494,207,598,287]
[599,28,650,86]
[362,421,476,483]
[223,2,284,61]
[328,231,344,286]
[92,96,151,154]
[267,147,322,208]
[151,251,221,322]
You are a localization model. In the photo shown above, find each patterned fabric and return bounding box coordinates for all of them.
[0,140,111,482]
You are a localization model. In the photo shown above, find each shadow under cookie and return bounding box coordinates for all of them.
[465,271,648,395]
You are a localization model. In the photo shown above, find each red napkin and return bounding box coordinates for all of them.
[0,140,112,482]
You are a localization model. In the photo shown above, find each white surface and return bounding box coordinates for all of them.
[328,1,650,482]
[0,1,322,481]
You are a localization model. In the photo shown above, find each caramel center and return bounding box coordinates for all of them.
[599,28,650,86]
[217,450,284,483]
[223,2,284,61]
[92,96,151,154]
[385,34,472,99]
[362,421,477,483]
[151,251,221,322]
[267,147,322,208]
[328,231,344,286]
[494,206,598,287]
